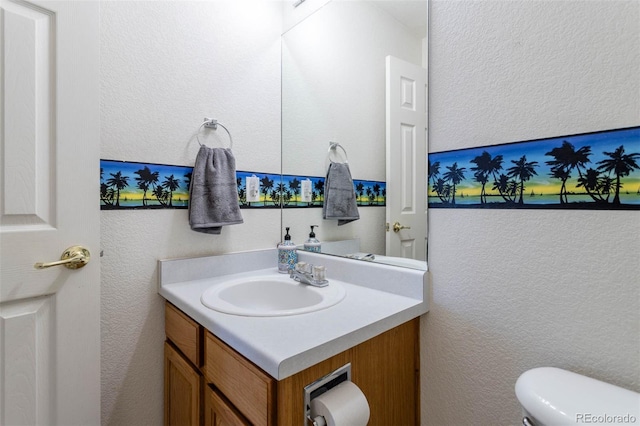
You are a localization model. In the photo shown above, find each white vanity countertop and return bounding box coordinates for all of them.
[158,249,428,380]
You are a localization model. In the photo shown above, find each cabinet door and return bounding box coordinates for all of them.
[165,342,202,426]
[204,385,251,426]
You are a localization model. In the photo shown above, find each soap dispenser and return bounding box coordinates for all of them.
[278,227,298,273]
[304,225,321,253]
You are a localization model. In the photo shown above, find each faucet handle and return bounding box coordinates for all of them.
[296,262,312,274]
[312,265,326,281]
[290,263,329,287]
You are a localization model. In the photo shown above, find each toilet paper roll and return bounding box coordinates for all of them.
[310,381,370,426]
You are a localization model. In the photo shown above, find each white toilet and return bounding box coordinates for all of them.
[515,367,640,425]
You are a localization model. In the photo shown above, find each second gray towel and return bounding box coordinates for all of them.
[189,146,243,234]
[323,162,360,226]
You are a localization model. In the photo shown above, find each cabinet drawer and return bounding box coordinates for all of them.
[204,332,276,426]
[165,302,202,367]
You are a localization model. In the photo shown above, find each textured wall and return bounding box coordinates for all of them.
[100,2,282,424]
[424,1,640,425]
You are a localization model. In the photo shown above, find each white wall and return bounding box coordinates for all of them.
[424,1,640,425]
[100,2,282,424]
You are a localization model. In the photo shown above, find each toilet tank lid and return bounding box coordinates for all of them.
[515,367,640,425]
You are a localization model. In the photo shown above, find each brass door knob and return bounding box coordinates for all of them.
[34,246,91,270]
[392,222,411,233]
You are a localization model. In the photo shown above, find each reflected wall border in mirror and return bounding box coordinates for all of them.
[281,174,386,208]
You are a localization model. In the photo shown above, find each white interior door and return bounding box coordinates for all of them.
[0,0,100,424]
[385,55,427,261]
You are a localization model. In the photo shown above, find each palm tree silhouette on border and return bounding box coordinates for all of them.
[470,151,504,204]
[544,141,640,205]
[288,178,300,206]
[507,155,539,205]
[597,145,640,205]
[373,183,381,205]
[134,166,160,207]
[106,171,129,207]
[314,180,325,206]
[428,160,449,204]
[260,176,274,206]
[162,175,181,207]
[355,182,365,205]
[100,168,116,206]
[545,141,593,204]
[442,162,466,205]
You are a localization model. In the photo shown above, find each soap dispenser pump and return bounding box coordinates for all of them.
[278,227,298,273]
[304,225,321,253]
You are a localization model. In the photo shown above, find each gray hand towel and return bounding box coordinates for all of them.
[323,162,360,226]
[189,146,243,234]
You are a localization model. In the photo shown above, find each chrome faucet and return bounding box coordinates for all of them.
[345,253,375,261]
[289,262,328,287]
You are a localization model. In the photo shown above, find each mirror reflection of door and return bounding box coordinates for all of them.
[386,56,427,262]
[281,0,427,268]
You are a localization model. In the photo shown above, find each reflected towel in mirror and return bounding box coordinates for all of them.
[189,146,243,234]
[323,162,360,226]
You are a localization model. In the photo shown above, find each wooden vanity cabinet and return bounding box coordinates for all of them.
[164,301,420,426]
[164,302,204,426]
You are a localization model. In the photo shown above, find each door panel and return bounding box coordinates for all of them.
[0,0,100,424]
[2,2,54,224]
[0,296,53,425]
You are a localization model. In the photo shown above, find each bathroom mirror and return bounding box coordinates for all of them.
[281,0,428,269]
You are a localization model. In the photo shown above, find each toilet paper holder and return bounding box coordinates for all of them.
[303,363,351,426]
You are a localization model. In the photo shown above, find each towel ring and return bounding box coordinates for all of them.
[196,118,234,149]
[328,141,348,164]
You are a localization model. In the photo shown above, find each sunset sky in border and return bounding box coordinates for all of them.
[429,127,640,197]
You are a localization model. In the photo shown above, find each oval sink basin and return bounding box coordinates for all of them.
[201,275,346,317]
